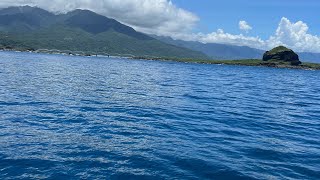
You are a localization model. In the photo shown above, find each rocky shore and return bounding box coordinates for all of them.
[132,46,320,70]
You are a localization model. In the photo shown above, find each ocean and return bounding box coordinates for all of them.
[0,51,319,179]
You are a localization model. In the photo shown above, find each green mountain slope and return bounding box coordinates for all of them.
[0,6,55,32]
[0,6,208,59]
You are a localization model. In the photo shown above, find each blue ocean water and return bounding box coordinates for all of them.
[0,51,319,179]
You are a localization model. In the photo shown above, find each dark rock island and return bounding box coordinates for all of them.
[263,46,301,66]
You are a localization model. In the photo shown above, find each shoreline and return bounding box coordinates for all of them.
[0,48,129,59]
[1,48,320,70]
[130,57,320,71]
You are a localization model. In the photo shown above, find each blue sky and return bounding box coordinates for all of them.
[1,0,319,52]
[172,0,320,39]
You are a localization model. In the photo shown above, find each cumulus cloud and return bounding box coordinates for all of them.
[172,17,320,53]
[266,17,320,53]
[239,20,252,33]
[0,0,199,36]
[189,29,264,49]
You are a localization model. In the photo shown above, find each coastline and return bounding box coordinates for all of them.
[131,57,320,71]
[1,48,320,70]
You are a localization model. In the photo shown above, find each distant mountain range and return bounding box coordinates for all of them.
[152,35,263,59]
[153,36,320,63]
[0,6,319,62]
[0,6,207,59]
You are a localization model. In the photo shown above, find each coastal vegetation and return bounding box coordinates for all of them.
[132,46,319,70]
[131,46,320,70]
[131,57,320,70]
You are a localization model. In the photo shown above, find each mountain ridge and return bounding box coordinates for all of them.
[0,6,208,59]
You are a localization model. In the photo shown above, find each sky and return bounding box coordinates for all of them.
[0,0,319,53]
[173,0,320,38]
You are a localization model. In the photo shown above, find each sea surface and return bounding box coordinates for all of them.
[0,51,319,179]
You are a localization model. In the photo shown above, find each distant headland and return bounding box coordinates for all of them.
[132,46,320,70]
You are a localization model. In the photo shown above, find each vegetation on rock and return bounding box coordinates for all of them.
[263,46,301,65]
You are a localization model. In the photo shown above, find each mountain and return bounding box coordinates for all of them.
[154,35,320,63]
[153,35,264,60]
[297,53,320,63]
[61,9,151,40]
[0,6,55,32]
[0,6,207,59]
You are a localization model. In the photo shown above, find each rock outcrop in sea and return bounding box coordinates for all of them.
[263,46,301,66]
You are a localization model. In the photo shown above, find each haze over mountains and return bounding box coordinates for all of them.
[0,6,319,63]
[153,36,320,63]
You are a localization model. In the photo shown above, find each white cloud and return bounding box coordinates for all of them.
[266,17,320,53]
[0,0,199,36]
[188,29,265,49]
[239,20,252,33]
[171,17,320,53]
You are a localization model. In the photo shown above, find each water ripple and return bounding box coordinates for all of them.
[0,51,320,179]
